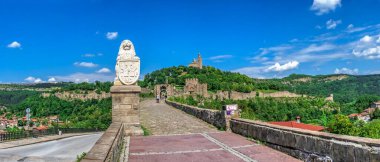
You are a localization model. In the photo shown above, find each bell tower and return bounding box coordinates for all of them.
[198,52,203,69]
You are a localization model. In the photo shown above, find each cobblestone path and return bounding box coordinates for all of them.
[129,99,300,162]
[140,99,218,135]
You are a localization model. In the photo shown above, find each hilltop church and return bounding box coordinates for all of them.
[188,53,203,69]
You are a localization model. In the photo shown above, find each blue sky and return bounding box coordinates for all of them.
[1,0,380,83]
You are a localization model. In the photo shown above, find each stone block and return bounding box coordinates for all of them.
[283,131,296,148]
[294,133,306,149]
[331,142,346,162]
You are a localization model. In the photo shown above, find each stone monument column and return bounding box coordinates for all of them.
[111,40,143,136]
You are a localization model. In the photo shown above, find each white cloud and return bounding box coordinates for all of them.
[48,77,56,83]
[97,68,111,73]
[377,37,380,43]
[334,67,359,75]
[208,55,233,62]
[82,53,103,57]
[34,78,43,83]
[326,19,341,29]
[311,0,341,15]
[83,53,95,57]
[106,32,118,40]
[347,24,354,29]
[25,76,44,83]
[266,61,299,72]
[7,41,21,48]
[51,72,114,83]
[353,46,380,59]
[360,35,373,43]
[259,45,293,55]
[236,23,380,78]
[299,44,335,54]
[232,66,267,79]
[353,34,380,59]
[74,62,98,68]
[25,76,36,82]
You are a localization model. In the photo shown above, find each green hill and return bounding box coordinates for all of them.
[283,74,380,103]
[140,66,380,105]
[139,65,285,93]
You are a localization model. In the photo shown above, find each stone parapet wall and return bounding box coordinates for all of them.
[165,100,225,129]
[82,123,124,162]
[231,118,380,162]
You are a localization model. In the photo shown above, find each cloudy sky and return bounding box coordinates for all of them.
[1,0,380,83]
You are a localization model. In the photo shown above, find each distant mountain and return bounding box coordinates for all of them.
[283,74,380,103]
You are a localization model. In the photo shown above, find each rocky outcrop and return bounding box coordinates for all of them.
[42,91,110,100]
[211,90,302,100]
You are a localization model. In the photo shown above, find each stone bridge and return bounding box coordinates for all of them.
[82,40,379,162]
[82,96,380,162]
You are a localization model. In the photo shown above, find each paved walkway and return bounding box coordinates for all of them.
[140,99,218,135]
[129,132,300,162]
[129,99,301,162]
[0,132,96,149]
[0,133,102,162]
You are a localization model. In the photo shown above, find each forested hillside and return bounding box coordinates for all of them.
[0,90,39,106]
[9,96,111,129]
[139,66,285,92]
[140,66,380,104]
[284,74,380,103]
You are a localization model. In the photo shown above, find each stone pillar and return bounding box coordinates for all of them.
[111,85,143,136]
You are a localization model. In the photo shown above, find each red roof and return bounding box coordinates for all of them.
[269,121,324,131]
[349,113,359,118]
[36,125,48,131]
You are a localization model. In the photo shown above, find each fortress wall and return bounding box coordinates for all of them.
[231,118,380,162]
[211,91,302,100]
[42,91,111,100]
[165,100,226,129]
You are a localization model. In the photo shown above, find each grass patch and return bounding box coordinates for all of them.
[141,125,151,136]
[76,152,87,162]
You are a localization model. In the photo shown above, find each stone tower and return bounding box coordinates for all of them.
[188,53,203,69]
[197,53,203,69]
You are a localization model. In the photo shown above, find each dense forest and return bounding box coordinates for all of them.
[9,95,111,129]
[0,82,114,129]
[56,81,113,93]
[0,82,68,89]
[0,90,39,106]
[283,74,380,103]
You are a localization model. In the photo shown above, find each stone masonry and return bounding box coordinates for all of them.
[165,101,380,162]
[184,78,208,97]
[231,118,380,162]
[111,85,143,136]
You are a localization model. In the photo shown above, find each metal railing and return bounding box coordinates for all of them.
[0,127,101,143]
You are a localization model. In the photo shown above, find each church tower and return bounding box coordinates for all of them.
[197,53,203,69]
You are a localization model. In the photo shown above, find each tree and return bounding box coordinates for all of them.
[371,108,380,120]
[328,114,353,135]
